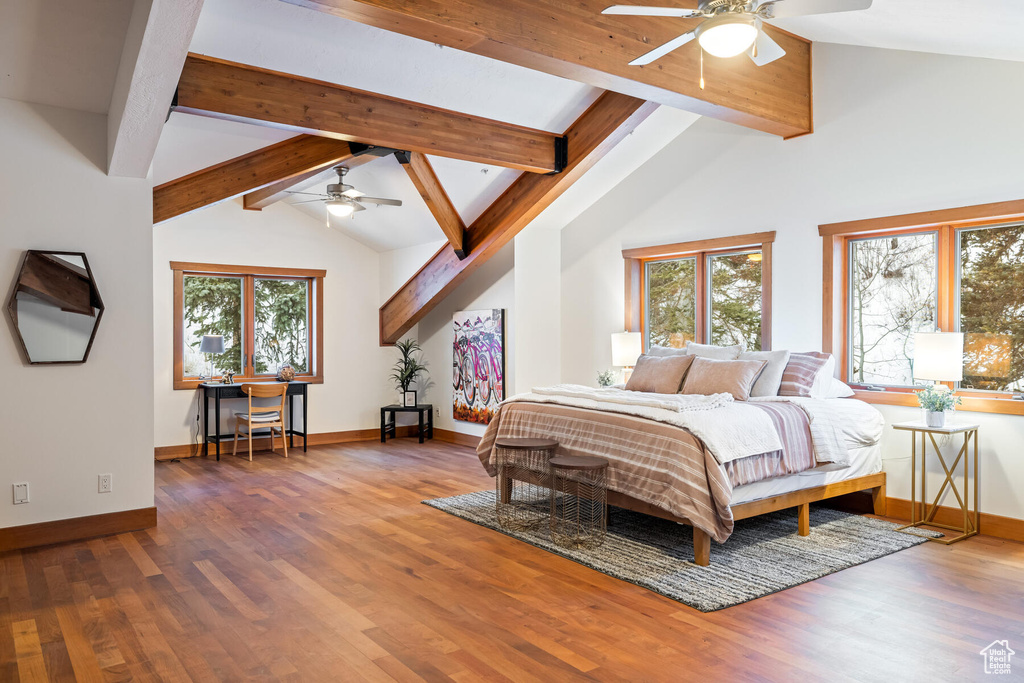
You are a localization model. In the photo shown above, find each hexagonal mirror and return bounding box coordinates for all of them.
[6,251,104,364]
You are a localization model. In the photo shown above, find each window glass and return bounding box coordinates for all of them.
[959,223,1024,392]
[182,275,243,376]
[708,252,762,351]
[646,258,696,349]
[253,278,309,375]
[849,233,937,385]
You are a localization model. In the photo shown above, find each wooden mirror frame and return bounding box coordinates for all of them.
[6,250,104,365]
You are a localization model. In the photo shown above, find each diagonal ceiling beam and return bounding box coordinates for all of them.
[174,54,567,173]
[280,0,812,138]
[396,152,467,259]
[243,143,395,211]
[379,92,658,345]
[154,135,356,223]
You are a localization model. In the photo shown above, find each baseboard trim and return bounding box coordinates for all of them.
[829,492,1024,544]
[433,429,482,448]
[155,426,424,460]
[0,506,157,553]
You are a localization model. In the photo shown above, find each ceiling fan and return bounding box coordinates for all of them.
[603,0,872,66]
[287,166,402,219]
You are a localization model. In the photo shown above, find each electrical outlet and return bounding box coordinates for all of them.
[13,483,29,505]
[98,474,112,494]
[435,407,440,418]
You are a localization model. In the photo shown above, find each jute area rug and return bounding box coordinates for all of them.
[423,491,929,612]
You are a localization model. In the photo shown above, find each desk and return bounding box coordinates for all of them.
[202,382,308,460]
[380,404,433,444]
[892,420,979,544]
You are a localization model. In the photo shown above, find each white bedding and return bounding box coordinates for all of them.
[731,398,885,505]
[511,384,782,464]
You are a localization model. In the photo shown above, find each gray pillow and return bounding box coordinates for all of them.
[685,341,743,360]
[647,344,688,357]
[739,349,792,397]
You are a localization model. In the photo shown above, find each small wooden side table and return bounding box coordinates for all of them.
[892,421,979,544]
[380,404,434,444]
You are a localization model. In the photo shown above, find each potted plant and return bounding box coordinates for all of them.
[391,338,428,407]
[597,369,616,387]
[915,384,961,428]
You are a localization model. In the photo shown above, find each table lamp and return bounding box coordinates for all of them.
[611,332,642,382]
[199,334,225,379]
[913,332,964,384]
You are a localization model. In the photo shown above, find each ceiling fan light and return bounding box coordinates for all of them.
[697,15,758,58]
[326,199,354,217]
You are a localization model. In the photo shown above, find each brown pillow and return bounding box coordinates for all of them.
[778,351,830,397]
[680,357,768,401]
[624,354,695,394]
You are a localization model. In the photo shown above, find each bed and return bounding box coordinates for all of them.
[476,386,886,566]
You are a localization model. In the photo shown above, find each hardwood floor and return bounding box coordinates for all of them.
[2,440,1023,682]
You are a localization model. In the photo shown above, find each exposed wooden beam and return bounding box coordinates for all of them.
[281,0,812,139]
[396,152,467,259]
[174,54,566,173]
[379,92,658,345]
[154,135,355,224]
[243,143,393,211]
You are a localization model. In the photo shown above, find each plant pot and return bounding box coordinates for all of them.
[925,410,946,428]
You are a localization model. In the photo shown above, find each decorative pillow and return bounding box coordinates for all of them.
[647,344,688,357]
[824,376,855,399]
[624,354,695,394]
[685,341,744,360]
[739,349,792,397]
[680,357,768,402]
[809,355,838,398]
[778,352,831,397]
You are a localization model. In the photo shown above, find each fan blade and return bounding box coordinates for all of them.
[628,31,695,66]
[286,191,328,197]
[352,202,366,212]
[356,197,403,207]
[602,5,701,17]
[341,188,364,198]
[288,199,326,205]
[747,31,786,66]
[761,0,871,19]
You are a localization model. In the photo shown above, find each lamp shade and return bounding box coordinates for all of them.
[913,332,964,382]
[199,334,225,355]
[611,332,642,367]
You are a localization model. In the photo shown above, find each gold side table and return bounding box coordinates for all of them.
[892,421,979,544]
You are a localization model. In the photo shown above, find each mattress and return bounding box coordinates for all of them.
[731,398,884,505]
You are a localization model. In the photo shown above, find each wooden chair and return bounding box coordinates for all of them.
[232,383,289,461]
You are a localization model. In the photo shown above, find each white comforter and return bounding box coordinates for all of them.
[510,385,780,464]
[506,384,859,468]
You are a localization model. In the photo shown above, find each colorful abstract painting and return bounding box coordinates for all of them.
[453,309,505,424]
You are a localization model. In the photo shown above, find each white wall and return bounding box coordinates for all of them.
[559,43,1024,520]
[153,200,397,447]
[514,226,562,394]
[1,97,154,527]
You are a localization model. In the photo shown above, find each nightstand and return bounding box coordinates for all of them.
[892,421,979,544]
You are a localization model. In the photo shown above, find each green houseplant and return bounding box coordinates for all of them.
[597,369,616,387]
[915,384,961,427]
[391,339,428,406]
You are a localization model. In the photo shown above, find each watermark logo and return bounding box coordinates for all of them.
[980,640,1014,675]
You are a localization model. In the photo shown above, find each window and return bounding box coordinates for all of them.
[848,232,937,386]
[172,262,324,389]
[624,232,773,352]
[821,198,1024,414]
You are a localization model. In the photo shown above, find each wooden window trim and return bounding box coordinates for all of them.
[171,262,325,390]
[623,231,775,351]
[820,198,1024,415]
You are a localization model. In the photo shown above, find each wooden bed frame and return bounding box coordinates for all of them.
[503,471,887,566]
